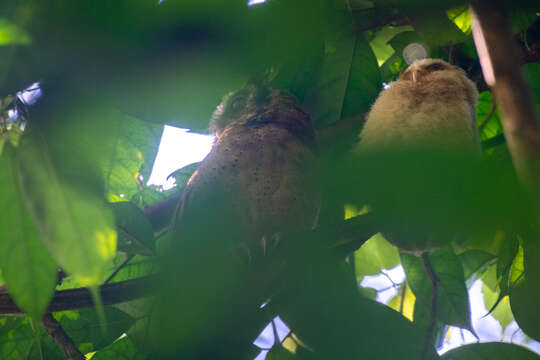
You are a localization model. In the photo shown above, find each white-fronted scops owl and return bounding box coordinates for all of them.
[357,58,480,154]
[154,83,320,358]
[355,58,480,254]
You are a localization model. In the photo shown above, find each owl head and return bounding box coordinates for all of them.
[398,58,478,107]
[209,83,311,139]
[209,83,270,136]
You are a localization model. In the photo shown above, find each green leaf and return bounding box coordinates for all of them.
[523,63,540,117]
[101,109,163,201]
[0,146,57,320]
[388,31,429,60]
[110,202,155,256]
[440,342,540,359]
[106,255,157,283]
[482,282,513,331]
[402,247,473,331]
[16,133,117,286]
[167,162,199,190]
[446,5,472,35]
[407,9,467,47]
[496,233,519,296]
[0,18,31,45]
[91,336,147,360]
[354,233,400,280]
[0,317,35,360]
[369,26,414,66]
[476,91,502,141]
[458,249,495,286]
[56,308,134,353]
[510,8,539,34]
[304,14,381,127]
[510,235,540,342]
[266,345,295,360]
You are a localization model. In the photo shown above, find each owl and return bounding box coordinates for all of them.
[355,58,480,253]
[152,83,320,358]
[177,83,320,257]
[357,58,480,154]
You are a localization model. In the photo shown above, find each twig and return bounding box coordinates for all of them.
[42,313,85,360]
[421,252,438,360]
[478,95,496,131]
[380,271,398,288]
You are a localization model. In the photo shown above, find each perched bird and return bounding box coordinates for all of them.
[178,83,320,257]
[357,58,480,154]
[355,58,480,253]
[151,83,320,358]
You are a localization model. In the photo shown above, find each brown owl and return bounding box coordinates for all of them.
[152,83,320,358]
[176,83,320,257]
[355,58,480,254]
[357,58,480,154]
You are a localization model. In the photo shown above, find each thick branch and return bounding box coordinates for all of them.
[0,275,158,315]
[42,314,85,360]
[471,1,540,196]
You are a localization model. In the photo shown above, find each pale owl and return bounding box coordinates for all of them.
[355,58,480,254]
[357,58,480,153]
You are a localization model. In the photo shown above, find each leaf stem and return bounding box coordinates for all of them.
[421,252,438,360]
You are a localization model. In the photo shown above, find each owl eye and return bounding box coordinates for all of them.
[425,63,446,71]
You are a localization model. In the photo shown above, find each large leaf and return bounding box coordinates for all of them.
[401,247,473,332]
[482,283,513,331]
[458,249,495,286]
[510,234,540,342]
[0,145,57,320]
[16,132,116,286]
[100,109,163,201]
[440,342,540,359]
[56,308,134,353]
[304,10,381,127]
[354,233,401,279]
[407,8,467,47]
[110,202,155,256]
[369,25,414,66]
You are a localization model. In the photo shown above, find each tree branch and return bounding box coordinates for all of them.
[42,314,85,360]
[0,275,158,315]
[471,1,540,198]
[0,213,378,316]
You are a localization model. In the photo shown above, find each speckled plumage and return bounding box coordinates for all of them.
[176,84,320,258]
[356,58,480,153]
